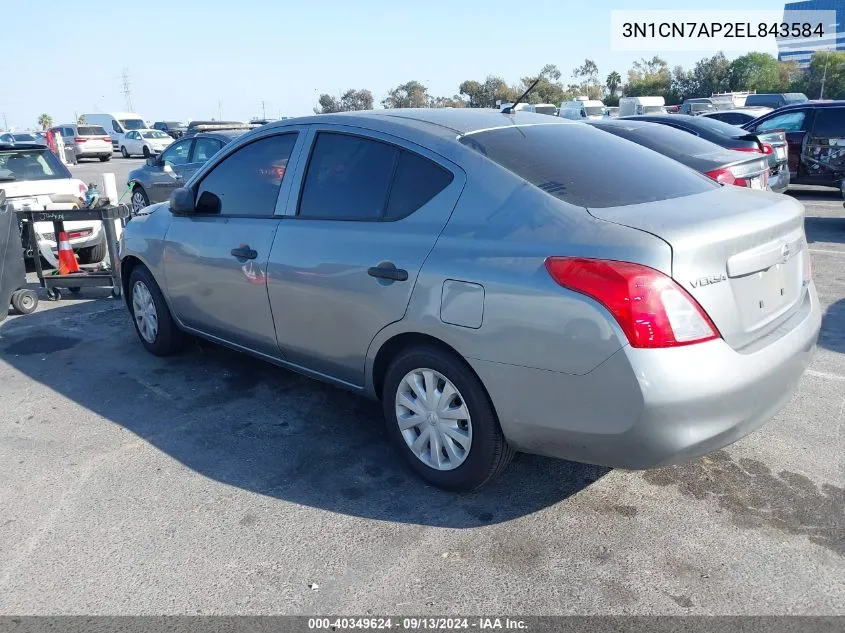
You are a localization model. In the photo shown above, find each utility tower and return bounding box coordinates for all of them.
[122,68,134,112]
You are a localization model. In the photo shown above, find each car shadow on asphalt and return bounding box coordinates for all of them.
[0,301,610,528]
[805,215,845,245]
[819,298,845,354]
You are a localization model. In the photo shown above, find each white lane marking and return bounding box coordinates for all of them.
[806,369,845,382]
[809,248,845,256]
[131,377,174,400]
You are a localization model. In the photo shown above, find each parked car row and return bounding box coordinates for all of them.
[119,109,821,491]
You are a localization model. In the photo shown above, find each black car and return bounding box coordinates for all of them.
[625,113,790,193]
[588,120,770,190]
[741,101,845,197]
[152,121,187,140]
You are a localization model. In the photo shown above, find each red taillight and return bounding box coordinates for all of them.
[761,143,774,155]
[74,137,87,143]
[734,146,762,153]
[706,168,737,185]
[544,258,720,348]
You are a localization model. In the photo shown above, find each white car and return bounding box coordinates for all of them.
[120,129,173,158]
[0,144,106,265]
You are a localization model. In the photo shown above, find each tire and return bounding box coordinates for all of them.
[121,146,129,158]
[46,287,61,301]
[130,186,149,213]
[382,345,514,491]
[69,287,81,294]
[11,289,38,315]
[77,240,106,264]
[128,264,184,356]
[99,155,111,162]
[142,146,151,158]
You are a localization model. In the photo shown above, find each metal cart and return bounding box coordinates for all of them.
[1,192,38,321]
[16,204,130,301]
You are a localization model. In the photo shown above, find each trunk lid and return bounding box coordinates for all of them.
[753,130,789,170]
[587,186,810,350]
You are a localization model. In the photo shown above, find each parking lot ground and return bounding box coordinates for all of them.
[0,166,843,614]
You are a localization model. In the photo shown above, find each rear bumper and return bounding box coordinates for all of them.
[75,145,113,157]
[769,165,790,194]
[471,283,820,469]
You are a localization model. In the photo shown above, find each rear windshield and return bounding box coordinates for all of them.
[784,93,808,104]
[534,106,556,116]
[78,126,107,136]
[584,106,604,116]
[592,122,723,159]
[459,123,715,208]
[682,115,747,137]
[13,133,37,142]
[0,149,71,182]
[642,105,664,113]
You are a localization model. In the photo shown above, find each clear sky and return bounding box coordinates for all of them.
[2,0,785,130]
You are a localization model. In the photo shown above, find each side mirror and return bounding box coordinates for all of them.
[146,155,159,167]
[169,187,195,215]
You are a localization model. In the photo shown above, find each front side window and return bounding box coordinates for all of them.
[112,121,122,134]
[811,108,845,137]
[161,139,191,167]
[194,133,297,217]
[756,111,807,133]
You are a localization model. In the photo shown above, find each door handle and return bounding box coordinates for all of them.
[368,264,408,282]
[231,245,257,260]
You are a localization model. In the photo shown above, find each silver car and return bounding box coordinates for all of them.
[119,110,820,491]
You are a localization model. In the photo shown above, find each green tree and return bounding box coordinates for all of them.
[458,80,484,107]
[605,71,622,97]
[689,52,731,97]
[624,56,672,99]
[382,81,429,108]
[727,52,781,92]
[429,95,467,108]
[799,51,845,99]
[518,64,566,104]
[77,114,86,124]
[314,94,342,114]
[37,113,52,130]
[481,76,519,107]
[340,89,373,111]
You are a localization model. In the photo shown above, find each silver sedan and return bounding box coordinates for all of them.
[119,110,820,490]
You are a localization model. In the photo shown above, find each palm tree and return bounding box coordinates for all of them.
[606,71,622,97]
[37,113,52,130]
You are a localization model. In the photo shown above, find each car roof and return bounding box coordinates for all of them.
[195,130,246,141]
[763,100,845,112]
[263,109,573,138]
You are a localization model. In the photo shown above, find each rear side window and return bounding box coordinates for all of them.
[299,132,452,221]
[811,108,845,137]
[459,123,715,208]
[78,126,107,136]
[194,133,297,217]
[386,150,453,219]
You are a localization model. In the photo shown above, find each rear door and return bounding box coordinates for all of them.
[266,126,465,386]
[751,109,813,179]
[804,107,845,187]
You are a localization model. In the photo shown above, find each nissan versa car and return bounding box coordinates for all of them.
[119,110,820,491]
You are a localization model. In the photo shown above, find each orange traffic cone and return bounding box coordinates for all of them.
[57,232,81,275]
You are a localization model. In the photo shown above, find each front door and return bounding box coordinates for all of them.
[163,131,302,357]
[267,127,465,386]
[146,138,193,203]
[752,109,813,180]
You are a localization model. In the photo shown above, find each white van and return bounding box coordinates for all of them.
[618,96,665,118]
[559,100,605,120]
[82,112,147,151]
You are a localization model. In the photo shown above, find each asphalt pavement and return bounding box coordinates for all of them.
[0,161,843,615]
